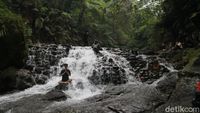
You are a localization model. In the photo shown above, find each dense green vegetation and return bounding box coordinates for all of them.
[0,0,200,68]
[1,0,200,94]
[1,0,163,47]
[0,0,27,70]
[159,0,200,47]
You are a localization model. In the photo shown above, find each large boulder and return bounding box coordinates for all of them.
[156,72,178,96]
[16,69,36,90]
[43,89,69,101]
[0,68,36,94]
[0,67,17,94]
[155,75,198,113]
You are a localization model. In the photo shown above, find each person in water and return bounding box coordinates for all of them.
[92,40,102,54]
[60,63,71,82]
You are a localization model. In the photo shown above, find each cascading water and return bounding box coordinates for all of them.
[0,46,137,104]
[0,45,174,106]
[59,47,102,100]
[96,48,137,84]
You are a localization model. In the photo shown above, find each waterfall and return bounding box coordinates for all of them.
[0,45,177,105]
[59,47,102,100]
[0,46,137,104]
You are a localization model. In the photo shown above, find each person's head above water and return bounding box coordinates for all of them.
[94,40,98,44]
[61,63,68,68]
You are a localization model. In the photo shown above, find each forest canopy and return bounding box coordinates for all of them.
[1,0,200,49]
[0,0,164,48]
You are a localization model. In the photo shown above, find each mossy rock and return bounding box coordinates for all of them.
[183,48,200,73]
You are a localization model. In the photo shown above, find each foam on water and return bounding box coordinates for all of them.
[0,46,103,104]
[59,46,102,100]
[0,76,60,104]
[99,49,137,83]
[0,46,175,105]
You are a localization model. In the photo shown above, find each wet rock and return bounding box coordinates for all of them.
[156,72,178,96]
[16,69,35,90]
[108,58,113,63]
[0,67,17,94]
[141,49,157,55]
[76,82,84,89]
[189,56,200,73]
[34,67,44,74]
[55,82,71,90]
[54,84,166,113]
[23,44,71,87]
[127,54,137,61]
[24,64,34,70]
[43,90,69,101]
[35,75,48,84]
[155,76,198,113]
[88,71,101,85]
[43,70,50,76]
[193,56,200,66]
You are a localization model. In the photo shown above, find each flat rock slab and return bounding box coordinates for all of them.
[0,90,70,113]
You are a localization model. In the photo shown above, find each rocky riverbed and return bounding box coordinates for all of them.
[0,45,199,113]
[0,72,199,113]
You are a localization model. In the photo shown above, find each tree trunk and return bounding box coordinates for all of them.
[77,0,86,27]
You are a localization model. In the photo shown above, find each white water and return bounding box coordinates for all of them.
[0,46,103,104]
[59,47,102,100]
[0,46,174,105]
[99,49,137,83]
[0,76,60,104]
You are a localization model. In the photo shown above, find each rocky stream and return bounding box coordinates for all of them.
[0,44,199,113]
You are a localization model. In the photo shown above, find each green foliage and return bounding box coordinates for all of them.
[2,0,164,47]
[128,2,162,49]
[159,0,200,47]
[0,0,27,69]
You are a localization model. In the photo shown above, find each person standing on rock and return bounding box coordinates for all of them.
[60,63,71,83]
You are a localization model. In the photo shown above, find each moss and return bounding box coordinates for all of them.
[183,48,200,71]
